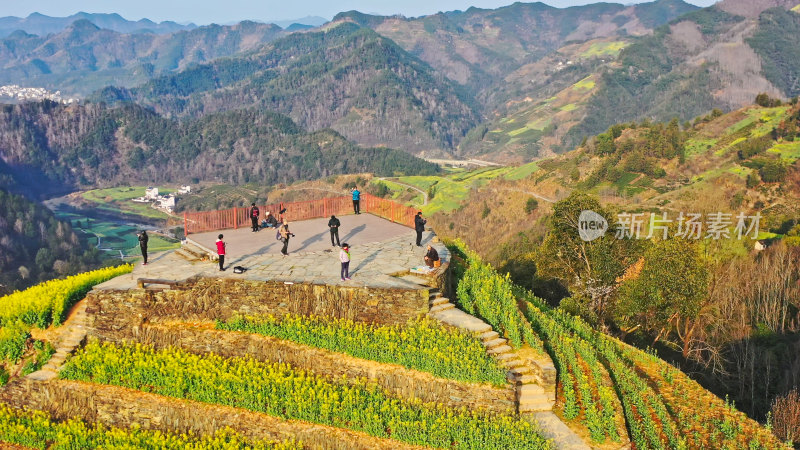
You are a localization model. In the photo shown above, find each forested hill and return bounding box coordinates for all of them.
[98,22,480,153]
[0,189,102,294]
[0,101,439,197]
[0,20,286,96]
[561,1,800,150]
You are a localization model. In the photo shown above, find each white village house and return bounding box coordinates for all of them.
[131,186,188,213]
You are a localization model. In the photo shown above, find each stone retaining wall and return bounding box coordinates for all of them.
[87,278,429,332]
[95,323,514,415]
[1,379,416,450]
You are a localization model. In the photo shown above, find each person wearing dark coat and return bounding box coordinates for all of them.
[328,215,341,247]
[138,230,149,265]
[262,211,278,228]
[279,221,294,256]
[414,212,426,246]
[424,245,439,268]
[250,203,260,232]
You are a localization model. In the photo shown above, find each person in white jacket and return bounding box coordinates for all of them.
[340,243,351,281]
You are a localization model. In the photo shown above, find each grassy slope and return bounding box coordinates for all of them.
[429,104,800,262]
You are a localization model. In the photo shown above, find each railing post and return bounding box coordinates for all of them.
[233,207,238,229]
[184,212,189,237]
[391,202,396,223]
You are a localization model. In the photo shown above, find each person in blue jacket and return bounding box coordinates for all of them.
[352,188,361,214]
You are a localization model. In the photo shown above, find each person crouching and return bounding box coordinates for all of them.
[424,244,439,268]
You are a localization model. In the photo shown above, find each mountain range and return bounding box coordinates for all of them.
[0,12,196,38]
[0,20,287,96]
[1,0,799,174]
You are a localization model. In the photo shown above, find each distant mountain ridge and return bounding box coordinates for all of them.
[0,20,286,96]
[0,12,196,38]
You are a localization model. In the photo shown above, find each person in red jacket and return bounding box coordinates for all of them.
[216,234,226,271]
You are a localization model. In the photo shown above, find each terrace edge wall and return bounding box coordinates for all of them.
[87,278,429,330]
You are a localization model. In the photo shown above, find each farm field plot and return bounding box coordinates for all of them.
[51,210,178,260]
[81,186,175,220]
[378,166,516,214]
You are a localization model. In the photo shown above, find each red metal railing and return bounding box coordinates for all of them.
[183,194,419,235]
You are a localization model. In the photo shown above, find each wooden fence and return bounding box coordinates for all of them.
[183,194,418,236]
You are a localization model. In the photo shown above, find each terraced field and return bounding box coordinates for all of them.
[0,226,787,449]
[0,245,559,449]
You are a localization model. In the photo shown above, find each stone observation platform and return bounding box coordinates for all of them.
[26,196,586,449]
[96,213,446,291]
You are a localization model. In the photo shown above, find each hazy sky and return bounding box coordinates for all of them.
[2,0,719,25]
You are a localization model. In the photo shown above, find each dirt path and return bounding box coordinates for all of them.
[379,178,428,205]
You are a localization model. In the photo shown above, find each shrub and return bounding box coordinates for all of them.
[525,198,539,214]
[747,172,761,188]
[759,160,787,183]
[771,389,800,445]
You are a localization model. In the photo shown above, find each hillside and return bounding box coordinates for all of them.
[428,101,800,260]
[418,100,800,423]
[332,0,697,161]
[560,0,800,151]
[105,22,479,154]
[448,0,800,161]
[0,20,286,96]
[0,101,440,197]
[0,12,196,38]
[0,189,103,294]
[335,0,698,97]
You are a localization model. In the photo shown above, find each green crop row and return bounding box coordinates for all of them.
[217,314,507,386]
[61,340,552,450]
[522,287,786,449]
[449,240,620,443]
[449,240,785,448]
[0,402,298,449]
[0,265,132,371]
[451,240,544,351]
[0,265,133,329]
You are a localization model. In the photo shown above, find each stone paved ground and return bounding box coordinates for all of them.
[189,214,412,257]
[97,214,444,291]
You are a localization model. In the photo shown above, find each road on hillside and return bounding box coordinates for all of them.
[378,178,428,205]
[498,187,557,203]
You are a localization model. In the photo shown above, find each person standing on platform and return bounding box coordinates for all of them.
[279,221,294,256]
[216,234,226,271]
[414,211,426,246]
[138,230,149,265]
[250,203,260,232]
[278,202,287,223]
[352,188,361,215]
[340,243,351,281]
[328,215,341,247]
